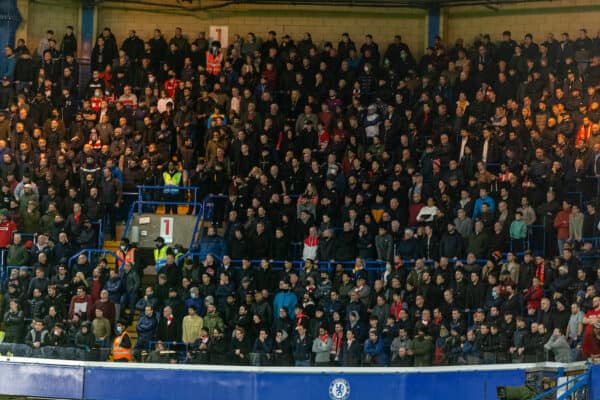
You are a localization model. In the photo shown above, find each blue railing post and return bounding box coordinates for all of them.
[137,186,143,215]
[193,187,197,215]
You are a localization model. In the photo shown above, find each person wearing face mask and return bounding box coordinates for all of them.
[358,62,377,105]
[111,319,132,362]
[185,286,203,313]
[116,238,136,270]
[205,41,222,76]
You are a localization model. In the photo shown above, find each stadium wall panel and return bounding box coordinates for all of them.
[0,357,532,400]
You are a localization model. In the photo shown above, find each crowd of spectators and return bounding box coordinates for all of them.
[0,23,599,365]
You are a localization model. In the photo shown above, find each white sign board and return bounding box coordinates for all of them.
[159,217,174,243]
[209,25,229,48]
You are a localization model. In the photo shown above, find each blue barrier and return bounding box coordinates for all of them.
[87,363,525,400]
[0,357,598,400]
[592,364,600,400]
[83,365,526,400]
[0,359,83,399]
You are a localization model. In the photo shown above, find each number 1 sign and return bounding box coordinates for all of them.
[209,26,229,48]
[160,217,174,243]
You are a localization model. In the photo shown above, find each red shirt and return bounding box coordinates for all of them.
[0,220,17,247]
[553,209,571,240]
[582,309,600,357]
[91,97,102,113]
[91,280,102,303]
[164,79,179,98]
[524,285,543,310]
[318,130,330,150]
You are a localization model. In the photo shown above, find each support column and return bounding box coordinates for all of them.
[427,4,440,47]
[80,1,96,60]
[14,0,27,46]
[0,0,22,56]
[79,1,96,93]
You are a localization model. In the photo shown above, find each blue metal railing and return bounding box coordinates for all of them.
[136,185,201,215]
[91,219,103,249]
[68,249,125,271]
[121,185,205,245]
[189,194,228,248]
[122,199,201,231]
[0,248,6,280]
[121,188,220,250]
[531,369,590,400]
[566,191,583,209]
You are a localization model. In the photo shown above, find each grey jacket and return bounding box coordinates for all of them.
[544,335,571,363]
[312,336,332,363]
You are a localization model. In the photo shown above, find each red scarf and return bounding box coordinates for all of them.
[535,262,545,285]
[319,333,329,342]
[303,236,319,246]
[295,313,307,327]
[332,333,343,354]
[390,300,403,320]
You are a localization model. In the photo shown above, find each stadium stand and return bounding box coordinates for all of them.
[0,12,599,373]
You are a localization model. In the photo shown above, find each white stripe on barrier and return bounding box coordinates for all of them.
[0,356,586,374]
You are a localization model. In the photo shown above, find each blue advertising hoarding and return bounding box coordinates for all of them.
[0,359,83,399]
[3,357,590,400]
[83,364,526,400]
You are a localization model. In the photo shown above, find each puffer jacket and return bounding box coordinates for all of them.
[3,309,25,342]
[136,313,158,342]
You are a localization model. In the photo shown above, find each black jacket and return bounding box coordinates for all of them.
[439,231,464,259]
[317,237,336,261]
[156,317,181,342]
[341,339,362,366]
[334,231,356,261]
[465,281,486,310]
[292,334,313,362]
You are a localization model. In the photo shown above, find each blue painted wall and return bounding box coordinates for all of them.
[83,367,525,400]
[592,364,600,400]
[4,360,600,400]
[0,360,530,400]
[0,361,83,399]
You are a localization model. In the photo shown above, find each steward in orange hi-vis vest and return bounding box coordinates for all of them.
[206,41,222,76]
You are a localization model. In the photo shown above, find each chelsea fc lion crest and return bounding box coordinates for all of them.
[329,378,351,400]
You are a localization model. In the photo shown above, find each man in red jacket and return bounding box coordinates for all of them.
[553,200,571,256]
[523,277,544,310]
[69,286,94,320]
[582,296,600,358]
[0,209,16,248]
